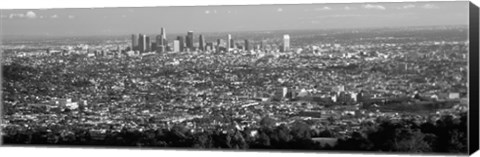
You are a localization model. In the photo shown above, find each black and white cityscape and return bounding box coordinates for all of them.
[0,1,471,154]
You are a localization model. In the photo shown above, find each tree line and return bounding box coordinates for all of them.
[3,112,467,154]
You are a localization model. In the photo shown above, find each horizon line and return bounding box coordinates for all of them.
[2,24,469,40]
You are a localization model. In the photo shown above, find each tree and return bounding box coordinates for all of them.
[193,132,213,149]
[290,120,311,140]
[260,117,276,128]
[392,129,432,152]
[335,132,372,151]
[318,129,334,137]
[257,131,271,148]
[431,114,468,153]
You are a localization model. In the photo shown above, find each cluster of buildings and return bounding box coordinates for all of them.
[130,27,291,54]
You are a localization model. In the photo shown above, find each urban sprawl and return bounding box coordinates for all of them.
[2,26,469,153]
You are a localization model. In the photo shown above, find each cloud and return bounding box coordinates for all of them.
[25,11,36,18]
[9,13,24,19]
[344,6,355,10]
[363,4,386,10]
[399,4,415,9]
[422,4,439,9]
[7,11,38,19]
[277,8,283,12]
[314,6,332,11]
[68,15,75,19]
[302,13,413,21]
[51,14,59,18]
[313,14,364,19]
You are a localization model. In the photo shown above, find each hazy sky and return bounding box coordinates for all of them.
[0,1,469,37]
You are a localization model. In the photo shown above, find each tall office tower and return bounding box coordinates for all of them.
[155,34,165,52]
[199,34,205,51]
[151,42,157,52]
[186,31,194,50]
[138,34,143,52]
[244,39,250,51]
[235,42,240,50]
[217,38,222,46]
[177,36,184,52]
[227,34,232,51]
[156,27,167,53]
[173,40,180,52]
[283,34,290,52]
[185,35,189,51]
[161,27,167,44]
[131,34,138,51]
[146,36,151,52]
[216,39,225,53]
[138,34,147,53]
[260,40,266,51]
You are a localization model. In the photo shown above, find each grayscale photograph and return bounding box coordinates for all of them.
[0,1,476,155]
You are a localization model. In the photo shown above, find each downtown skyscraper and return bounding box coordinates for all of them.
[177,36,185,52]
[138,34,147,53]
[283,34,290,52]
[244,39,250,51]
[173,40,180,52]
[146,36,151,52]
[156,27,167,53]
[227,34,232,52]
[199,34,205,51]
[131,34,138,51]
[186,31,194,51]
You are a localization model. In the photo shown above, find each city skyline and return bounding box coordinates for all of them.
[130,28,291,53]
[1,1,469,37]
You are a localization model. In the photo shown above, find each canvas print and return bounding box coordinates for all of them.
[0,1,475,155]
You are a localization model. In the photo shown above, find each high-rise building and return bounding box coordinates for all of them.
[151,42,156,52]
[235,41,240,50]
[283,34,290,52]
[138,34,147,53]
[156,27,167,53]
[131,34,138,51]
[227,34,232,51]
[146,36,151,52]
[177,36,184,52]
[156,35,163,52]
[260,40,266,51]
[216,39,226,53]
[244,39,250,51]
[186,31,194,51]
[161,27,167,44]
[199,34,205,51]
[173,40,180,52]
